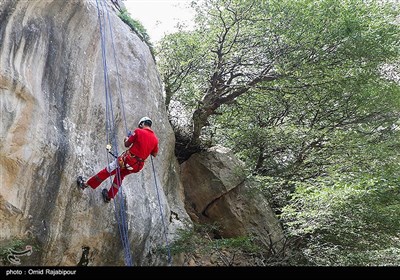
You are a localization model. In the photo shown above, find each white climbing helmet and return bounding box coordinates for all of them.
[138,116,152,127]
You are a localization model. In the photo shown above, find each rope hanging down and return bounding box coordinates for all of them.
[95,0,172,266]
[150,157,172,265]
[95,0,132,266]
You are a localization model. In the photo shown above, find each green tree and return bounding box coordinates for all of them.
[215,76,400,180]
[157,0,400,163]
[157,0,400,266]
[280,173,400,266]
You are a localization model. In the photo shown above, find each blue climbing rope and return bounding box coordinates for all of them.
[102,1,133,266]
[95,0,133,267]
[105,6,129,137]
[95,0,172,266]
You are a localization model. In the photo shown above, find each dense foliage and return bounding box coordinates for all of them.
[157,0,400,265]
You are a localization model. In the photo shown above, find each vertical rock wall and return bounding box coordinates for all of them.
[0,0,189,266]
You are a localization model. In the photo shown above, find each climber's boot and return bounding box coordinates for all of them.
[102,189,111,203]
[77,176,88,190]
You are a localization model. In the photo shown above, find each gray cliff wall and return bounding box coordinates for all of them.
[0,0,189,266]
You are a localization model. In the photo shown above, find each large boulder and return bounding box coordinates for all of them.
[181,146,285,253]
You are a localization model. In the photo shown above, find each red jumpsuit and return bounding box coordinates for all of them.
[86,127,159,199]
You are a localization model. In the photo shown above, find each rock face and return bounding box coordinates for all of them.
[181,146,285,254]
[0,0,189,266]
[0,0,285,266]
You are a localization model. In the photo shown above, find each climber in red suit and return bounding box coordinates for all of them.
[77,117,159,203]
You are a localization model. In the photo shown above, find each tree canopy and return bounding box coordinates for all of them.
[156,0,400,265]
[157,0,399,162]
